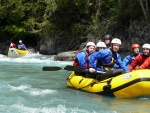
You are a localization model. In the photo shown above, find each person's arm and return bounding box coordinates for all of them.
[123,55,132,66]
[23,44,27,50]
[88,50,109,73]
[88,52,98,69]
[116,54,129,72]
[128,55,140,71]
[136,57,150,70]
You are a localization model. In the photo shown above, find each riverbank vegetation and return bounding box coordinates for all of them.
[0,0,149,43]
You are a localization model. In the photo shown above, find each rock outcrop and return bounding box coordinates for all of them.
[53,23,150,61]
[0,44,9,55]
[54,51,77,61]
[39,34,87,55]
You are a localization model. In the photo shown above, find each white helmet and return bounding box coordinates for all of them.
[142,44,150,49]
[19,40,22,43]
[111,38,121,45]
[96,42,106,47]
[86,42,96,47]
[10,43,13,46]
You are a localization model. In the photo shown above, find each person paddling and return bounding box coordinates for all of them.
[18,40,27,50]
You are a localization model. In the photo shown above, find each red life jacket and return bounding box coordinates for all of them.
[73,50,90,68]
[10,43,16,48]
[12,43,16,48]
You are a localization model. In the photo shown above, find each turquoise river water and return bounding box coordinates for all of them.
[0,53,150,113]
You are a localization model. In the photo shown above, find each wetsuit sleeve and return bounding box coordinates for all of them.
[23,44,27,50]
[128,55,140,71]
[113,64,119,69]
[88,52,103,69]
[136,57,150,70]
[88,52,97,69]
[123,55,132,66]
[113,55,130,69]
[88,51,108,69]
[76,52,87,68]
[116,54,129,72]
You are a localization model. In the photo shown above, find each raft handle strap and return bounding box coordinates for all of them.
[77,82,96,90]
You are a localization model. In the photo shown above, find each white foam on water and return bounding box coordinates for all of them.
[9,84,57,96]
[30,89,57,96]
[139,97,149,100]
[0,104,96,113]
[0,53,73,65]
[0,54,7,58]
[0,104,67,113]
[10,84,31,91]
[0,53,53,63]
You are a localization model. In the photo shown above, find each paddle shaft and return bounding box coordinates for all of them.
[42,66,62,71]
[42,65,105,74]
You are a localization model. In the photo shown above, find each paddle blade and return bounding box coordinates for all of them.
[64,65,85,72]
[42,66,62,71]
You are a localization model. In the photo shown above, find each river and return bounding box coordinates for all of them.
[0,53,150,113]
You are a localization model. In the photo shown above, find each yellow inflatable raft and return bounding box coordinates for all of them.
[67,69,150,98]
[8,48,29,58]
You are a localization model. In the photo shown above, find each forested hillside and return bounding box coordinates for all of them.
[0,0,149,50]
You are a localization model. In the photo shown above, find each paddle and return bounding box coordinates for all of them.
[64,65,106,73]
[42,65,86,72]
[64,65,86,71]
[43,65,105,73]
[42,65,123,81]
[42,66,62,71]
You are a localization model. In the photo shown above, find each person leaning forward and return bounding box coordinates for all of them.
[88,38,129,79]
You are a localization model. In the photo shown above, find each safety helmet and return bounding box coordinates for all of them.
[19,40,22,43]
[111,38,121,45]
[10,43,13,46]
[104,34,112,40]
[142,44,150,49]
[86,42,96,47]
[96,42,106,48]
[131,44,140,49]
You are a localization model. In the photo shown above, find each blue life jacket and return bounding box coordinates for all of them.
[73,50,92,69]
[113,53,139,68]
[88,48,129,72]
[18,44,27,50]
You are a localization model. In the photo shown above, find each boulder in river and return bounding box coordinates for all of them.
[54,51,77,61]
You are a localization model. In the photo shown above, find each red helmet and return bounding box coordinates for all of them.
[131,44,140,49]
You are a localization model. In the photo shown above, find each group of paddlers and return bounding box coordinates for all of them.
[10,40,27,50]
[73,34,150,80]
